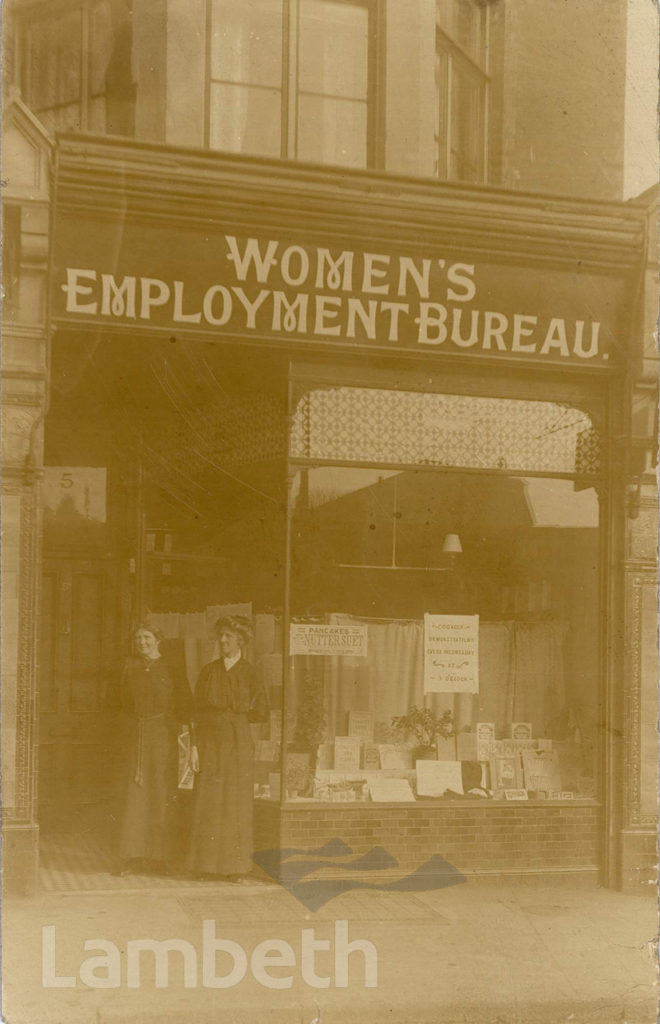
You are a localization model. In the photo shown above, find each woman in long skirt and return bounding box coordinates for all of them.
[114,624,194,874]
[187,615,268,881]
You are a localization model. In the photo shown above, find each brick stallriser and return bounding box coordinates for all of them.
[255,802,601,876]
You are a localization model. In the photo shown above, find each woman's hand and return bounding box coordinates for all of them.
[190,745,200,773]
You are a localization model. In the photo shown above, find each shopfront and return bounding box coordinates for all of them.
[34,133,652,887]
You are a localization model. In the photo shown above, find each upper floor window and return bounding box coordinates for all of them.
[20,0,135,136]
[21,1,112,134]
[435,0,490,184]
[208,0,381,169]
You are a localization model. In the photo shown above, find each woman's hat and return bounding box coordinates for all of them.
[215,614,252,644]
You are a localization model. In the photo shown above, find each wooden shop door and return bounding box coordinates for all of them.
[38,557,122,834]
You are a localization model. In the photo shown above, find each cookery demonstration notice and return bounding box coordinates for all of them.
[424,614,479,693]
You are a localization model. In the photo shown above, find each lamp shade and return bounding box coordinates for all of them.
[442,533,463,554]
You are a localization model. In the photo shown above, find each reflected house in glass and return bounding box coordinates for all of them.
[1,0,657,897]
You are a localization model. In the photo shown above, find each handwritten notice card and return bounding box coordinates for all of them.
[362,744,380,770]
[317,742,334,770]
[476,722,496,761]
[348,711,373,741]
[368,777,415,802]
[522,749,561,792]
[334,736,362,772]
[290,623,368,657]
[416,760,464,797]
[379,745,413,770]
[423,614,479,693]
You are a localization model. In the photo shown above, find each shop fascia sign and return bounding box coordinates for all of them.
[54,232,613,364]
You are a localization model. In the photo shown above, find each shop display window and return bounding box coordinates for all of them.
[281,383,602,804]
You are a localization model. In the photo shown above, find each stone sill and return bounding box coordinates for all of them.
[274,798,601,811]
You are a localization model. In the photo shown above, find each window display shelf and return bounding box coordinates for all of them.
[277,794,601,807]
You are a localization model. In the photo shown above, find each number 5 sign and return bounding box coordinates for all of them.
[43,467,107,522]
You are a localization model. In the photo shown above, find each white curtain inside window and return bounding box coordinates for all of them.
[292,614,568,743]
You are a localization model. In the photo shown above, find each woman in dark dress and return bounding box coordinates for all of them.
[115,624,195,875]
[187,615,268,881]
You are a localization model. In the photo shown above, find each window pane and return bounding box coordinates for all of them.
[434,49,449,176]
[298,0,369,100]
[38,104,83,134]
[27,11,82,110]
[435,0,454,34]
[209,82,281,157]
[211,0,283,87]
[289,464,601,803]
[455,0,486,66]
[89,0,114,97]
[450,61,484,182]
[26,18,53,109]
[57,11,83,105]
[88,95,106,133]
[297,95,367,167]
[437,0,487,67]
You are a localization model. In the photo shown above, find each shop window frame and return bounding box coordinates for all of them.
[281,359,609,809]
[205,0,386,169]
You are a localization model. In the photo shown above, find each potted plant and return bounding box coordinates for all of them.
[391,705,454,760]
[285,671,327,796]
[291,670,327,756]
[285,758,317,799]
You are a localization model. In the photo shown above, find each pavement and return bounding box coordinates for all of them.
[2,875,658,1024]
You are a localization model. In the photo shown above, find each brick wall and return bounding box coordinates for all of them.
[255,802,601,877]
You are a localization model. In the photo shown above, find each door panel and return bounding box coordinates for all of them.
[39,557,121,834]
[70,571,105,711]
[39,572,58,713]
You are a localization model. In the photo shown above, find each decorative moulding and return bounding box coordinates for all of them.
[623,569,659,829]
[2,90,54,203]
[52,134,645,273]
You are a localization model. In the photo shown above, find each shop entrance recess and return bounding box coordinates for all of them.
[37,336,289,888]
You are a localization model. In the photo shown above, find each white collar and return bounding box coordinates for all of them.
[222,651,241,671]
